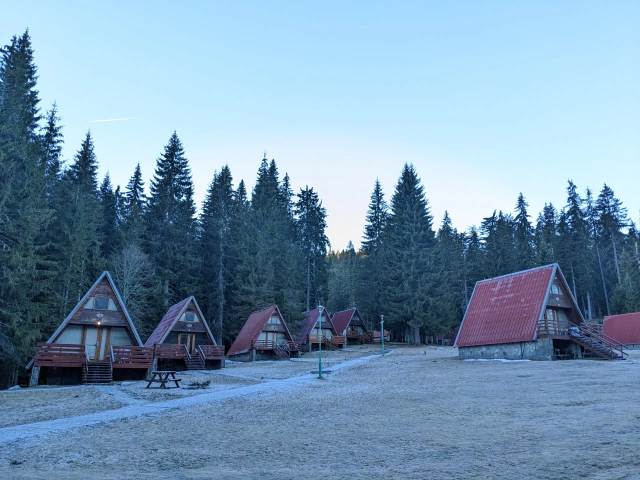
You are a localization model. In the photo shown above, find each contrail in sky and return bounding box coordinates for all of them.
[88,117,140,123]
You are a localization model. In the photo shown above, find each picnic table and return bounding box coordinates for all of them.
[146,370,181,389]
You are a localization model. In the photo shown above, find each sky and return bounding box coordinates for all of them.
[2,1,639,250]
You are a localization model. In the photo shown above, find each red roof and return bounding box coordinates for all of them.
[295,308,335,343]
[144,297,216,347]
[455,265,556,347]
[603,312,640,345]
[331,308,361,334]
[227,305,293,356]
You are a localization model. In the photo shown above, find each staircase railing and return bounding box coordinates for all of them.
[571,324,627,360]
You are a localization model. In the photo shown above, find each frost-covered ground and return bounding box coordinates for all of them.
[2,346,640,479]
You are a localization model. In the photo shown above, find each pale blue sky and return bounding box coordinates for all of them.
[3,1,639,249]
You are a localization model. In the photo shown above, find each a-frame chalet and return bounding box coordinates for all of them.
[295,308,339,351]
[227,305,300,361]
[330,308,372,345]
[28,272,153,386]
[454,264,627,360]
[145,297,224,370]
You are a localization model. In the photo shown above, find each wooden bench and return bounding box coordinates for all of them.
[554,348,571,360]
[146,370,181,389]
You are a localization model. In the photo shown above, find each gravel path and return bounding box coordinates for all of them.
[2,346,640,479]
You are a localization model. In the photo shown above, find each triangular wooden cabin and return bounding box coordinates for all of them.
[455,264,627,361]
[295,308,339,351]
[330,308,372,345]
[29,272,153,386]
[144,297,224,370]
[227,305,300,361]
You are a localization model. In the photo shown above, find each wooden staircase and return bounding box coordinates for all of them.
[570,324,627,360]
[274,343,290,360]
[83,361,113,384]
[185,351,205,370]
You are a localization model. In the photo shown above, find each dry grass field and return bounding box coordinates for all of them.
[1,345,640,480]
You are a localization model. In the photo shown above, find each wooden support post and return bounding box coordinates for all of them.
[29,366,40,387]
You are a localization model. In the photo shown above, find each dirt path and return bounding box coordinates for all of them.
[2,346,640,479]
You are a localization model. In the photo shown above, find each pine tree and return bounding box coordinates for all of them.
[295,186,330,311]
[40,102,64,198]
[199,165,235,343]
[145,132,198,310]
[514,193,535,270]
[382,164,439,344]
[98,172,122,259]
[359,179,389,326]
[436,212,467,327]
[0,30,53,385]
[534,203,558,265]
[54,131,104,314]
[121,163,146,244]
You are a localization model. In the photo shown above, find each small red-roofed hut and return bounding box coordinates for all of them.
[145,297,224,370]
[603,312,640,347]
[454,264,627,360]
[28,272,152,386]
[227,306,300,361]
[331,308,371,345]
[295,308,336,351]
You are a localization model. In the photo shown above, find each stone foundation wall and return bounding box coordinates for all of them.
[458,338,554,361]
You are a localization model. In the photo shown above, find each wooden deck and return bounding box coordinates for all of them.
[198,344,225,360]
[111,346,154,369]
[33,343,86,368]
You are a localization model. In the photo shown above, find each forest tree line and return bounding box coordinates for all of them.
[2,31,640,386]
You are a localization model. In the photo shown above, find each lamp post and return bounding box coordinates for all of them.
[381,314,385,356]
[317,305,324,379]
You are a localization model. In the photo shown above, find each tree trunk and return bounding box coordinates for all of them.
[596,244,611,316]
[612,238,621,284]
[412,327,421,345]
[306,259,311,311]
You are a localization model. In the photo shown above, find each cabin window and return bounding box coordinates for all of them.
[108,299,118,311]
[551,284,562,295]
[109,327,132,346]
[83,298,94,309]
[180,312,197,322]
[56,325,83,344]
[545,308,559,321]
[94,297,109,310]
[268,316,279,324]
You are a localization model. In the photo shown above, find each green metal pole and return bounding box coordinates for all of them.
[381,315,385,356]
[318,306,323,379]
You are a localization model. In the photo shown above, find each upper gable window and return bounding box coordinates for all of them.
[551,284,562,295]
[83,297,118,310]
[180,312,197,322]
[268,316,280,324]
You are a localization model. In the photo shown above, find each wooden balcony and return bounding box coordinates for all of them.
[198,344,225,360]
[111,346,154,369]
[33,343,86,368]
[537,319,571,338]
[154,343,189,359]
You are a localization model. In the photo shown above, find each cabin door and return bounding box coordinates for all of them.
[83,327,109,361]
[178,333,196,355]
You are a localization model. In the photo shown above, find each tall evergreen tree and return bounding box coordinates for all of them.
[98,172,122,259]
[382,164,439,344]
[145,132,198,310]
[121,163,146,244]
[199,165,235,343]
[514,193,535,270]
[295,186,330,311]
[359,179,389,326]
[40,102,64,197]
[436,212,467,326]
[54,131,103,314]
[0,30,53,386]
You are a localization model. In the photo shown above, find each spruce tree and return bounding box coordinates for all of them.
[0,30,53,385]
[295,186,330,311]
[98,172,122,259]
[199,165,235,343]
[145,132,198,310]
[54,131,104,314]
[436,212,467,326]
[40,102,64,198]
[121,163,146,244]
[382,164,439,344]
[514,193,535,270]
